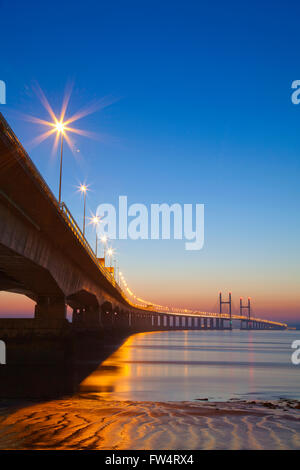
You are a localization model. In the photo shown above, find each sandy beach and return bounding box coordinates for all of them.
[0,398,299,450]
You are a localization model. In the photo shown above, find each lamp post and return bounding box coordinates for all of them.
[100,235,108,263]
[79,184,87,236]
[91,215,100,257]
[107,248,113,267]
[113,256,117,280]
[116,263,119,284]
[29,87,104,208]
[56,122,65,204]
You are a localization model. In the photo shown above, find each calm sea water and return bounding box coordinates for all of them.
[80,330,300,402]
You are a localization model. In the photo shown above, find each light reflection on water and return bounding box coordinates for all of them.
[80,330,300,402]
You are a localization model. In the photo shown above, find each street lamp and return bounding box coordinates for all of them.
[56,121,66,204]
[91,215,100,256]
[28,85,106,206]
[113,256,117,280]
[100,235,108,261]
[107,247,114,267]
[79,184,87,236]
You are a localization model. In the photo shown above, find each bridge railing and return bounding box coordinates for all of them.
[59,203,146,310]
[60,202,118,285]
[60,203,153,311]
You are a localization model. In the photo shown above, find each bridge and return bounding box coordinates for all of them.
[0,112,287,338]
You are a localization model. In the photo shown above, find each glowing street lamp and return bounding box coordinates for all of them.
[107,247,114,267]
[91,215,100,256]
[26,84,109,207]
[79,184,88,236]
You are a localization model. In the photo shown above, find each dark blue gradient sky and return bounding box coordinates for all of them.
[1,0,300,320]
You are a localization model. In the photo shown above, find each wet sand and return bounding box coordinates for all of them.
[0,398,299,450]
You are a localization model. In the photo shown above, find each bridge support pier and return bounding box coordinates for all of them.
[85,305,101,327]
[34,295,67,326]
[72,305,101,329]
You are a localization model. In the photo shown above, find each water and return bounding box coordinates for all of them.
[80,329,300,402]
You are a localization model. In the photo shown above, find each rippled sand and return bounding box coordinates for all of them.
[0,398,299,450]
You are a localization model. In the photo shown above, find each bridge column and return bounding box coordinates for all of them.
[84,305,101,327]
[72,307,87,327]
[216,318,219,330]
[209,318,214,329]
[72,308,81,325]
[34,295,66,326]
[193,317,197,329]
[204,318,207,329]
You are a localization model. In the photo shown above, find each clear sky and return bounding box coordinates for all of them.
[0,0,300,322]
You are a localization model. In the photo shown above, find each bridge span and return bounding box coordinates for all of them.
[0,113,287,337]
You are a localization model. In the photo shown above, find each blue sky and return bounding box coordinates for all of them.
[1,0,300,320]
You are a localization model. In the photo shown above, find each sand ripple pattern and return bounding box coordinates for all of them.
[0,398,299,450]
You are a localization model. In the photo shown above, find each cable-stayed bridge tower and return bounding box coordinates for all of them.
[219,292,232,329]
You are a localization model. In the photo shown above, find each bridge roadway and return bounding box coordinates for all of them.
[0,113,287,336]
